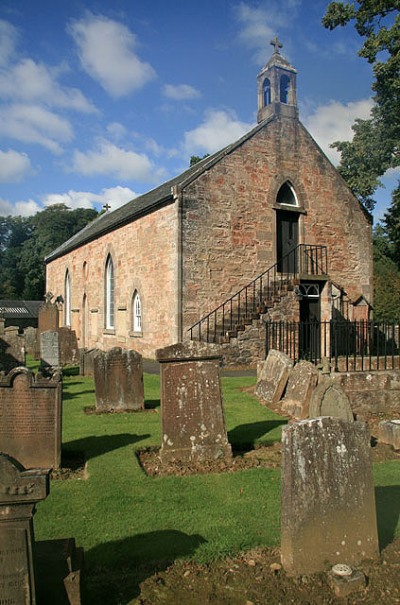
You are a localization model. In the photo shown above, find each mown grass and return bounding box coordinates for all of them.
[27,360,399,605]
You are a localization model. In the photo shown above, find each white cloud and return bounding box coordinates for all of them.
[71,140,157,181]
[0,104,73,154]
[0,196,41,217]
[0,58,96,113]
[106,122,127,141]
[163,84,201,101]
[0,20,18,67]
[42,185,137,211]
[303,98,374,165]
[183,109,254,155]
[235,2,295,64]
[68,14,156,97]
[0,149,32,182]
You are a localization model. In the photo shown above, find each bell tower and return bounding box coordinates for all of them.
[257,37,298,123]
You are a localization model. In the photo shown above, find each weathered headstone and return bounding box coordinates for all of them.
[40,329,60,372]
[80,348,100,377]
[0,452,50,604]
[58,327,78,365]
[24,326,37,356]
[35,299,59,359]
[256,349,293,406]
[378,419,400,450]
[94,347,144,412]
[0,326,25,373]
[0,367,62,469]
[309,379,354,422]
[281,417,379,575]
[156,342,232,464]
[281,360,319,419]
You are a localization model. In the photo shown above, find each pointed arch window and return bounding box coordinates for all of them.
[64,270,71,327]
[105,254,115,329]
[133,291,142,333]
[280,74,290,103]
[277,182,298,206]
[263,78,271,106]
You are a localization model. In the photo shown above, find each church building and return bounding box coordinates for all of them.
[45,41,373,365]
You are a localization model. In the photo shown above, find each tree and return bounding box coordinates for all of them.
[322,1,399,210]
[190,154,210,166]
[0,204,98,300]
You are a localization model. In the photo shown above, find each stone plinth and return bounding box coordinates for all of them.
[0,453,50,604]
[378,419,400,450]
[256,349,293,407]
[94,347,144,412]
[281,360,319,419]
[281,417,379,576]
[0,367,62,469]
[156,342,232,464]
[309,379,354,422]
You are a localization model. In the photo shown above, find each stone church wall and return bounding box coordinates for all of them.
[181,118,373,337]
[45,203,179,359]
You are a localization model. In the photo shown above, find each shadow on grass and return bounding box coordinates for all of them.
[85,530,206,605]
[145,398,160,410]
[228,419,287,452]
[376,485,400,550]
[63,389,94,401]
[62,365,80,377]
[63,433,150,461]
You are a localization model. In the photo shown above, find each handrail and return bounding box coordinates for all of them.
[188,244,328,342]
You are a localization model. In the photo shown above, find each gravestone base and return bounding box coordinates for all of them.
[36,538,84,605]
[160,442,232,465]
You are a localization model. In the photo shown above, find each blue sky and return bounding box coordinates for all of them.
[0,0,397,222]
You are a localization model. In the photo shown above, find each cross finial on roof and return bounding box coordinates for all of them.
[270,36,283,54]
[103,203,111,212]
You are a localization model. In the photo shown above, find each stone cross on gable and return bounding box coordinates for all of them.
[271,36,283,54]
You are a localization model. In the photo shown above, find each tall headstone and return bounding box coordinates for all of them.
[0,367,62,469]
[58,327,79,365]
[309,379,354,422]
[36,299,59,360]
[281,360,319,419]
[256,349,293,406]
[40,330,60,372]
[281,417,379,575]
[94,347,144,412]
[156,342,232,464]
[0,453,50,605]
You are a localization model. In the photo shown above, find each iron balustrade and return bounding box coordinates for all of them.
[188,244,328,343]
[265,320,400,372]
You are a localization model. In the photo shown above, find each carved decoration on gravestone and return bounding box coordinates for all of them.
[281,417,379,575]
[281,360,319,419]
[156,342,232,465]
[0,367,62,469]
[94,347,144,412]
[256,349,293,408]
[309,379,354,422]
[0,452,50,605]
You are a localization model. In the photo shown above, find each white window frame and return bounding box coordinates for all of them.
[105,255,115,329]
[133,291,142,333]
[65,270,71,327]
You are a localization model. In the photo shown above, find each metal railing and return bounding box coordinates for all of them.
[265,320,400,372]
[189,244,328,343]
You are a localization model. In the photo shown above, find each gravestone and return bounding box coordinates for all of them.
[256,349,293,407]
[0,367,62,469]
[0,453,84,605]
[378,419,400,450]
[94,347,144,412]
[309,379,354,422]
[36,299,59,359]
[0,326,25,373]
[40,330,60,372]
[156,342,232,464]
[0,452,50,604]
[58,327,79,365]
[281,417,379,575]
[24,326,37,356]
[281,360,319,419]
[80,348,100,377]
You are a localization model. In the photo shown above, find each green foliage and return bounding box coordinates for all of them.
[323,1,400,210]
[373,219,400,319]
[190,154,210,166]
[0,204,98,300]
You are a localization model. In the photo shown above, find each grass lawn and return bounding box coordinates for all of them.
[29,361,400,604]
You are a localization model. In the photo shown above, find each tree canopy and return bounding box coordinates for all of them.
[0,204,98,300]
[323,1,399,210]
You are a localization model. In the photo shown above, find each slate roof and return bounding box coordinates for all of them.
[0,300,42,319]
[44,119,270,263]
